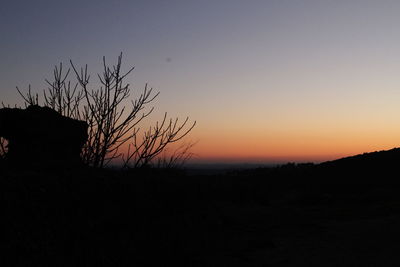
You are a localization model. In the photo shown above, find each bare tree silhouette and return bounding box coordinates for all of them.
[123,114,196,168]
[155,141,197,169]
[17,53,196,168]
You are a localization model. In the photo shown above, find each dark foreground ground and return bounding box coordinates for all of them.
[3,149,400,266]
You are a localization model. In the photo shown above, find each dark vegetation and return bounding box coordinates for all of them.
[3,148,400,266]
[0,105,88,169]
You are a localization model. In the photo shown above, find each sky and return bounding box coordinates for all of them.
[1,0,400,164]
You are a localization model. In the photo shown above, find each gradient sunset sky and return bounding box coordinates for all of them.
[1,0,400,163]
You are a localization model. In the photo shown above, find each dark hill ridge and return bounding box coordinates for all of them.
[320,147,400,168]
[235,147,400,185]
[314,147,400,183]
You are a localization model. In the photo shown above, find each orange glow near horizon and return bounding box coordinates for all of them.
[119,102,400,164]
[118,125,400,164]
[182,121,400,163]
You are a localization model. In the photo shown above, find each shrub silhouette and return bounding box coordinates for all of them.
[0,137,7,159]
[0,105,88,168]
